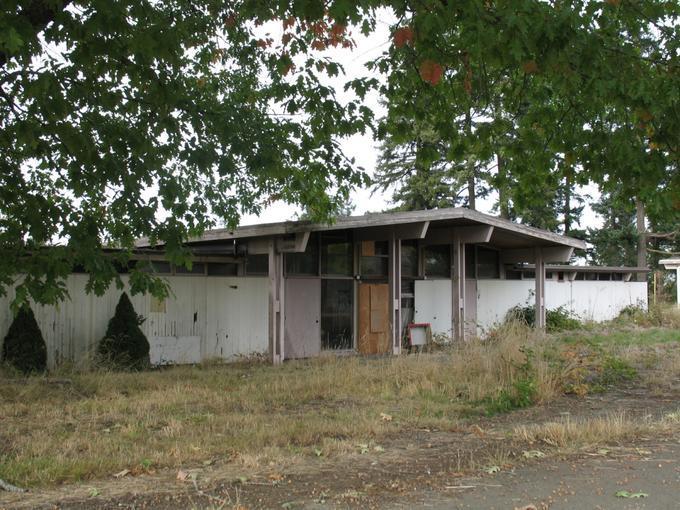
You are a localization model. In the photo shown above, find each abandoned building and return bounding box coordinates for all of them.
[0,208,649,367]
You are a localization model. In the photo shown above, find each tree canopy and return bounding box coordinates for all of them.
[1,0,678,305]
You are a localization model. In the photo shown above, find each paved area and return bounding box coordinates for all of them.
[398,440,680,510]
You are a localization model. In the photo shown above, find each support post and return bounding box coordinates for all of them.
[268,240,284,364]
[677,267,680,309]
[451,234,466,341]
[390,232,402,354]
[535,247,546,330]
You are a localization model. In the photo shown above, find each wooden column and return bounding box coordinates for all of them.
[390,232,402,354]
[676,267,680,309]
[268,240,284,364]
[535,247,546,330]
[451,234,466,341]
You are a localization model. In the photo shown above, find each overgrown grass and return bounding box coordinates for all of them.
[514,410,680,450]
[0,317,678,489]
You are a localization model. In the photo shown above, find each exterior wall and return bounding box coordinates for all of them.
[0,275,268,368]
[476,280,648,332]
[414,280,452,336]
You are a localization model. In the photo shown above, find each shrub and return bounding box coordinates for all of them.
[97,293,150,370]
[615,303,680,328]
[506,305,580,332]
[2,306,47,373]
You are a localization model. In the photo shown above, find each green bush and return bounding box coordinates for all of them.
[506,305,581,332]
[97,293,150,370]
[2,306,47,373]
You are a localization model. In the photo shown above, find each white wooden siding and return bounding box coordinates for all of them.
[414,280,452,336]
[0,275,268,368]
[476,280,648,332]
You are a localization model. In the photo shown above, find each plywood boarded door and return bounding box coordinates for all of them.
[358,283,390,355]
[284,278,321,359]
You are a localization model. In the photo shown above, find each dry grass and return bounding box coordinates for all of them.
[0,320,677,489]
[514,409,680,450]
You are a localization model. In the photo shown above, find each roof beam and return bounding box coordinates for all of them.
[425,225,493,244]
[354,221,430,241]
[277,231,310,253]
[503,246,574,263]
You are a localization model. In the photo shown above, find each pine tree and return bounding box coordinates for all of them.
[2,306,47,373]
[98,293,150,370]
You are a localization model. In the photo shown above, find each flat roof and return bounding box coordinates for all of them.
[522,264,649,273]
[138,208,586,250]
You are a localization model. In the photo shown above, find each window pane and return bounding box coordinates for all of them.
[207,262,238,276]
[465,245,476,278]
[175,262,206,275]
[424,245,450,277]
[360,256,388,276]
[246,254,269,275]
[285,234,318,275]
[321,279,353,350]
[477,247,499,279]
[401,243,418,277]
[320,233,353,276]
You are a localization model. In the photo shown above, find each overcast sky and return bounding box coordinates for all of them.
[240,12,603,232]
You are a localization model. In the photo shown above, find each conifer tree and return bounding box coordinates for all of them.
[2,306,47,373]
[98,293,150,370]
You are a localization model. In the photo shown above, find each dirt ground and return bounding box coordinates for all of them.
[2,381,678,510]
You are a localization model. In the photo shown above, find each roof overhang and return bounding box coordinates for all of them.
[660,258,680,270]
[136,208,586,251]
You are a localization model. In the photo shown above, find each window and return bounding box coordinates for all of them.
[360,240,389,277]
[175,262,206,275]
[574,272,585,280]
[246,254,269,275]
[320,232,353,276]
[585,272,598,281]
[207,262,238,276]
[465,245,476,278]
[505,267,522,280]
[477,247,500,279]
[424,245,450,277]
[598,272,611,281]
[285,233,318,275]
[141,261,172,274]
[401,241,418,277]
[612,272,624,281]
[321,279,353,349]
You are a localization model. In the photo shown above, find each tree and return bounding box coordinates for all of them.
[373,119,474,210]
[1,1,678,306]
[1,1,371,307]
[97,293,149,369]
[2,305,47,373]
[587,192,638,267]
